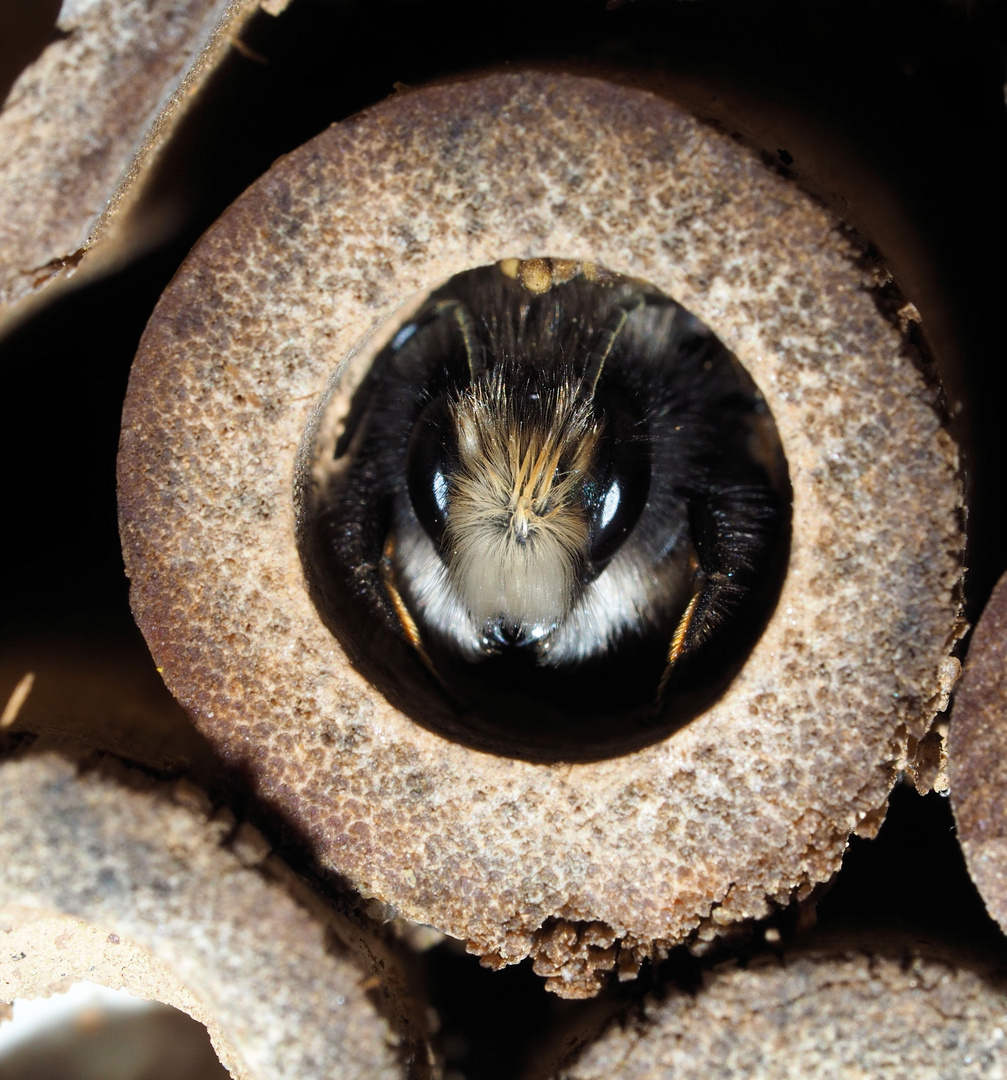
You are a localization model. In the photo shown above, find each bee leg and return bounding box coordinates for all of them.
[668,585,703,667]
[657,483,780,701]
[656,553,704,701]
[379,533,447,687]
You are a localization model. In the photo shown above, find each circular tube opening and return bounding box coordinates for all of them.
[299,259,791,761]
[0,982,228,1080]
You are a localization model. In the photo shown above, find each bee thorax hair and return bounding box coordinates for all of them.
[444,371,600,633]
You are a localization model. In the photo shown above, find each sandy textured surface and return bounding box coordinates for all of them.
[950,571,1007,933]
[549,942,1007,1079]
[0,0,263,334]
[118,73,965,996]
[0,748,428,1079]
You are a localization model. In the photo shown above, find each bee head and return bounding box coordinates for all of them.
[406,358,650,653]
[446,368,600,645]
[317,262,788,742]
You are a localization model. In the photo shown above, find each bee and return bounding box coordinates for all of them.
[311,259,787,748]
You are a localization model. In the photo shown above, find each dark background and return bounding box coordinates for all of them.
[1,2,1004,1077]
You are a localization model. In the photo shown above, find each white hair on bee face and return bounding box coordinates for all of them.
[444,368,600,636]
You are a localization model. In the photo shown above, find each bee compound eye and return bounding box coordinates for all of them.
[585,408,651,567]
[405,395,455,547]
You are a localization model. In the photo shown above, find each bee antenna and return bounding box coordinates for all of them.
[579,297,644,400]
[431,299,487,380]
